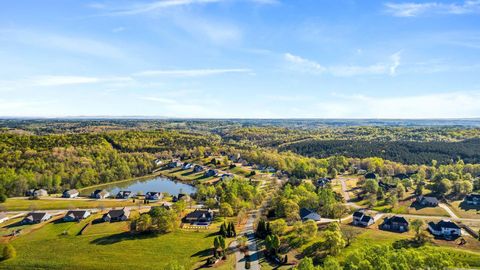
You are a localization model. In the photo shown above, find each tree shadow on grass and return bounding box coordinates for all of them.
[90,231,158,245]
[190,248,213,258]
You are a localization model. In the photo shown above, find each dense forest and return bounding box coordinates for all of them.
[280,138,480,165]
[0,130,218,197]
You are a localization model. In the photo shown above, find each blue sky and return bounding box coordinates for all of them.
[1,0,480,118]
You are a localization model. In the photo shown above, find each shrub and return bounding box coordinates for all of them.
[2,244,16,260]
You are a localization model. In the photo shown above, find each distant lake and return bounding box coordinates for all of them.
[81,176,197,197]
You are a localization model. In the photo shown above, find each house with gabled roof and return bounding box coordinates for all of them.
[299,208,321,222]
[352,210,374,227]
[204,169,218,177]
[416,195,439,207]
[63,210,91,222]
[91,189,110,199]
[103,208,130,222]
[22,212,52,224]
[193,165,205,173]
[380,216,409,232]
[116,191,132,199]
[315,178,331,188]
[428,220,461,239]
[145,191,163,200]
[25,189,48,197]
[182,209,214,225]
[62,189,79,198]
[465,194,480,205]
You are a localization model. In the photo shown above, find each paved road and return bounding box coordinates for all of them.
[439,203,460,219]
[231,177,274,270]
[234,210,261,270]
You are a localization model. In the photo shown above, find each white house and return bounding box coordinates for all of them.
[62,189,79,198]
[352,210,374,227]
[428,220,462,238]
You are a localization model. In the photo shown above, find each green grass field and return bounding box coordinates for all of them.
[0,218,231,270]
[0,198,144,212]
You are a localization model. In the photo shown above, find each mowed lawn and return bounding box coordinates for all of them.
[0,198,141,212]
[449,200,480,219]
[0,218,222,270]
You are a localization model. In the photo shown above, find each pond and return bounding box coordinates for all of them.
[81,176,197,197]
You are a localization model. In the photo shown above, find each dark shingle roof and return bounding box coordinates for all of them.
[24,212,48,222]
[383,216,408,225]
[65,210,88,219]
[105,208,129,219]
[361,215,373,223]
[438,220,460,229]
[299,208,321,221]
[353,211,364,218]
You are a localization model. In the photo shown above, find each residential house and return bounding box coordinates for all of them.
[22,212,52,224]
[416,195,439,207]
[182,163,193,170]
[299,208,321,222]
[364,173,377,179]
[167,160,182,168]
[352,210,374,227]
[221,173,234,181]
[103,208,130,222]
[154,159,163,166]
[116,191,132,199]
[428,220,462,238]
[63,210,91,222]
[315,178,331,188]
[193,165,205,173]
[380,216,409,232]
[182,209,214,225]
[145,191,163,200]
[91,189,110,199]
[62,189,79,198]
[204,169,218,177]
[173,193,190,202]
[465,194,480,205]
[25,189,48,197]
[0,213,9,223]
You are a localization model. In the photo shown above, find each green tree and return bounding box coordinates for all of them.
[270,219,287,236]
[323,223,345,255]
[295,257,318,270]
[323,256,341,270]
[219,202,234,217]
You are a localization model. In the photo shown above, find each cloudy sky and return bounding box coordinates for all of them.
[1,0,480,118]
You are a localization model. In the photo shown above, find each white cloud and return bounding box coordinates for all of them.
[384,1,480,17]
[31,76,133,86]
[284,53,326,73]
[284,52,401,77]
[103,0,225,16]
[134,68,252,77]
[315,91,480,118]
[0,29,125,59]
[139,96,177,104]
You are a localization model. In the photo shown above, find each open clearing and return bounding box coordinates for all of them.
[0,217,230,270]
